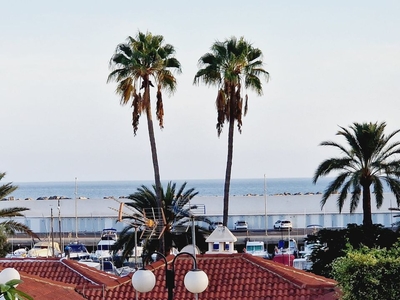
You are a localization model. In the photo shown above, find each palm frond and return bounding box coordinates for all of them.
[0,220,39,239]
[0,172,18,199]
[0,207,29,218]
[336,179,352,212]
[349,186,361,213]
[372,176,384,209]
[313,158,353,183]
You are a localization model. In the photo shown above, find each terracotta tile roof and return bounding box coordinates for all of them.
[0,258,127,299]
[0,254,339,300]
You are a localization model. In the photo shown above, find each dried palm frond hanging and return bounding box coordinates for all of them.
[216,88,226,136]
[156,84,164,129]
[132,86,143,135]
[244,94,248,116]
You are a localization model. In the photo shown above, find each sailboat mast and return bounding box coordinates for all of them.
[51,208,55,257]
[58,199,62,251]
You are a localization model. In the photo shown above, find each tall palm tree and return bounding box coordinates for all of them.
[114,182,211,257]
[107,31,181,205]
[0,172,38,239]
[313,122,400,226]
[194,37,269,226]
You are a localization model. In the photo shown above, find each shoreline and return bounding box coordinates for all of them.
[3,191,326,202]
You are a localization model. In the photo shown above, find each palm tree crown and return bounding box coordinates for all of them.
[114,182,210,257]
[194,36,269,225]
[107,31,181,133]
[313,122,400,226]
[194,36,269,135]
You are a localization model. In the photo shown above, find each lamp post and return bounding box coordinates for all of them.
[132,251,208,300]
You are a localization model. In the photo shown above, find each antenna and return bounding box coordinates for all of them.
[115,201,166,240]
[140,207,166,240]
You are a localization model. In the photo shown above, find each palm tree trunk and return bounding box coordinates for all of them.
[223,119,235,226]
[144,83,164,254]
[146,109,162,202]
[362,185,373,226]
[222,89,236,226]
[143,84,162,206]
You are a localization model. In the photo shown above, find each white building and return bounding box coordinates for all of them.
[0,193,398,234]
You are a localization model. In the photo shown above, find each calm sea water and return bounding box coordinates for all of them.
[9,178,335,200]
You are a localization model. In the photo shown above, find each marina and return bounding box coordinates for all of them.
[3,192,398,256]
[3,178,399,257]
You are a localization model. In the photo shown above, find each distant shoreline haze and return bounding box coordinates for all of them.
[6,177,355,200]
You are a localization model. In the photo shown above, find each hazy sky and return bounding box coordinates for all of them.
[1,1,400,183]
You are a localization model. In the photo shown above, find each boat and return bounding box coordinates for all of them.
[27,241,61,258]
[93,228,118,260]
[63,241,90,260]
[276,239,298,256]
[245,241,271,259]
[5,248,28,258]
[272,253,296,266]
[293,241,321,271]
[78,258,119,275]
[271,239,299,267]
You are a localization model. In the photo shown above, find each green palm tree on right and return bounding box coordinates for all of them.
[194,37,269,226]
[313,122,400,226]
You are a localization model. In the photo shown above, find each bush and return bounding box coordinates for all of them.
[309,224,400,278]
[331,243,400,300]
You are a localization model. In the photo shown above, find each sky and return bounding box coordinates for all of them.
[1,1,400,183]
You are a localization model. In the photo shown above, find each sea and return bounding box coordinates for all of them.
[8,177,338,200]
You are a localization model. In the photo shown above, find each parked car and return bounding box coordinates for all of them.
[273,220,293,231]
[234,220,248,231]
[209,221,223,231]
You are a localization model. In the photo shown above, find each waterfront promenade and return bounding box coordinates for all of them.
[1,193,398,242]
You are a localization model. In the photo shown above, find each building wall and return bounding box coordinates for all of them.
[2,193,398,234]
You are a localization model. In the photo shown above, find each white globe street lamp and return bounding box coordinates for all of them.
[131,269,156,293]
[0,268,20,286]
[131,251,208,300]
[184,269,208,294]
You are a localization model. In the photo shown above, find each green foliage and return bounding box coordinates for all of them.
[0,227,12,257]
[0,172,18,200]
[309,224,400,278]
[332,243,400,300]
